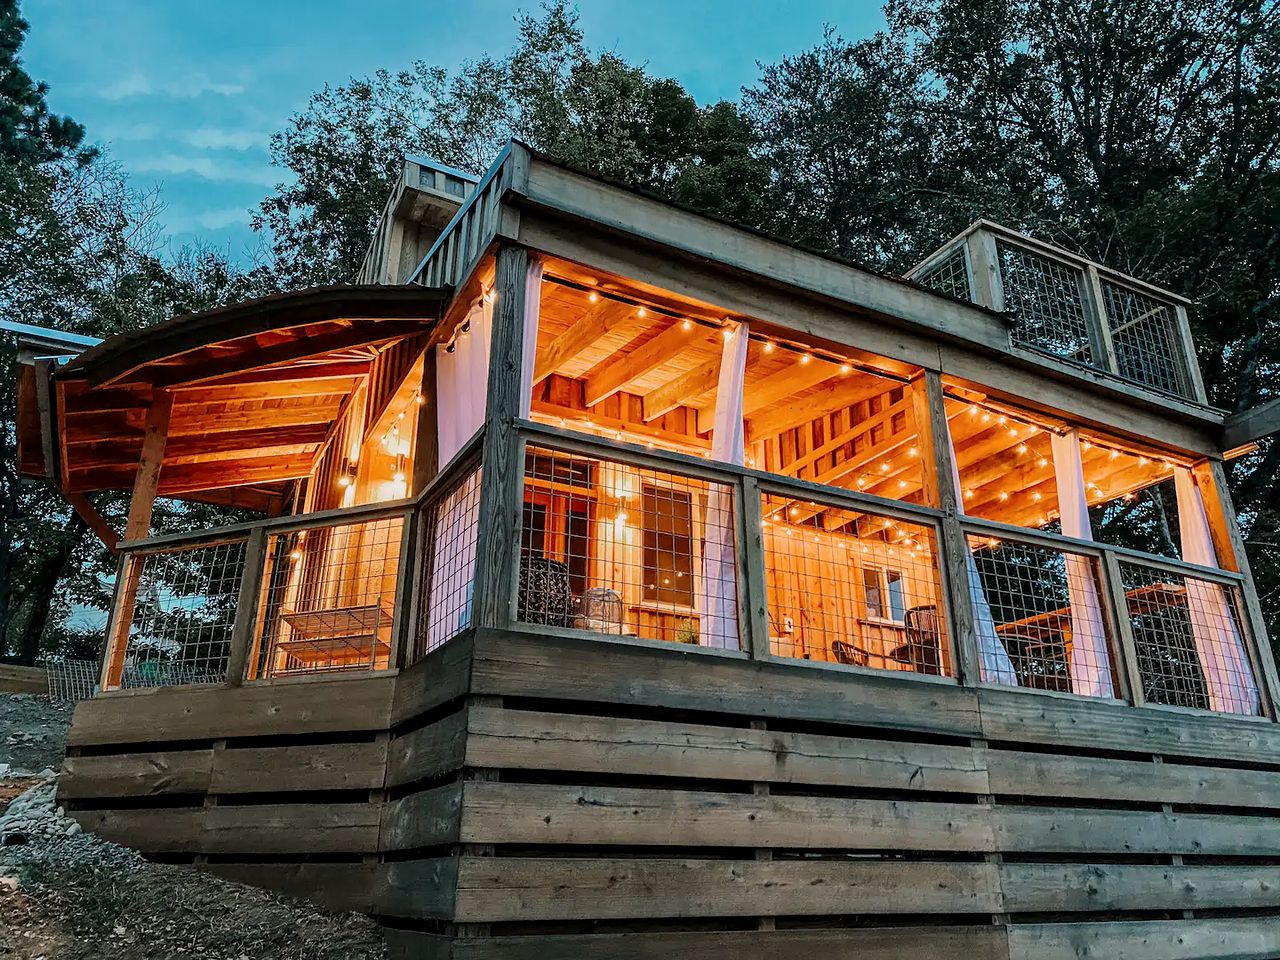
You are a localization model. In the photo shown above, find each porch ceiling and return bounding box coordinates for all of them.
[48,285,449,509]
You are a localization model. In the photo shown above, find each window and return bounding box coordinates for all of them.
[863,566,907,623]
[642,484,694,606]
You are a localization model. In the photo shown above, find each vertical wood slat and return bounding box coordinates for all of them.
[1083,264,1121,377]
[101,551,141,690]
[1175,304,1210,404]
[918,371,980,685]
[738,475,771,660]
[472,245,532,630]
[225,527,269,686]
[124,389,174,542]
[965,229,1004,314]
[1101,548,1146,708]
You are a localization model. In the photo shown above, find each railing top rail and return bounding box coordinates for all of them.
[119,497,418,554]
[959,513,1244,586]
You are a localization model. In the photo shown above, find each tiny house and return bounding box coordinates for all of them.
[16,143,1280,960]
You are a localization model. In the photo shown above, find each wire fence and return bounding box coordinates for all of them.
[998,240,1095,365]
[967,533,1118,695]
[762,493,950,675]
[917,248,971,301]
[252,515,405,679]
[103,538,248,690]
[414,463,484,660]
[1118,560,1260,715]
[1100,279,1192,398]
[515,445,740,648]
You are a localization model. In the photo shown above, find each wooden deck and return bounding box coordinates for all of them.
[57,627,1280,959]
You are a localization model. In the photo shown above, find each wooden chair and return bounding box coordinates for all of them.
[898,605,944,674]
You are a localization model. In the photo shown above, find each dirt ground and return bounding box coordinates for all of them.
[0,694,389,960]
[0,694,75,776]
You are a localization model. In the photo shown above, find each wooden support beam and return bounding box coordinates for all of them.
[583,322,711,408]
[642,356,721,422]
[472,246,532,629]
[746,376,897,445]
[133,321,425,388]
[741,357,841,419]
[124,391,173,541]
[65,491,120,555]
[411,347,440,494]
[533,299,629,386]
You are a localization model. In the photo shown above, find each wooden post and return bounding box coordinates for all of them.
[1084,264,1121,376]
[225,527,268,686]
[411,348,440,495]
[965,228,1003,312]
[388,509,419,669]
[124,390,173,542]
[1101,549,1146,707]
[1175,303,1210,404]
[738,475,771,660]
[1196,459,1280,717]
[103,552,143,690]
[471,246,532,630]
[913,371,980,685]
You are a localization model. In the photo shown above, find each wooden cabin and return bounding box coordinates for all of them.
[15,144,1280,959]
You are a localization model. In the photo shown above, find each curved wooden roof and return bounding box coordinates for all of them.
[43,285,449,510]
[62,285,447,388]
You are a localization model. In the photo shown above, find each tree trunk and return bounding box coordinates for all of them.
[12,513,88,665]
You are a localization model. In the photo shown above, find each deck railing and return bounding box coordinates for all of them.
[95,423,1266,720]
[909,222,1208,403]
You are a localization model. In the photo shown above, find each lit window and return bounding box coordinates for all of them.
[642,484,694,606]
[863,566,907,623]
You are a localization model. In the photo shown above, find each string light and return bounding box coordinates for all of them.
[682,319,693,331]
[763,341,775,354]
[588,291,599,303]
[800,353,812,365]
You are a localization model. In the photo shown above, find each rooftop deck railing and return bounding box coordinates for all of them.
[94,423,1266,721]
[910,222,1208,404]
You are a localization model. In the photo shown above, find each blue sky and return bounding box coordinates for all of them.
[22,1,884,259]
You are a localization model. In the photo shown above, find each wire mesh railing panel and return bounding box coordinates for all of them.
[1117,561,1260,715]
[108,539,247,689]
[1100,280,1192,398]
[761,493,950,676]
[917,247,972,301]
[966,533,1118,696]
[517,446,740,649]
[997,241,1094,365]
[44,659,99,702]
[252,516,404,678]
[414,464,484,661]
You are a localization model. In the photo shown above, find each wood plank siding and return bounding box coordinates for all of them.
[57,629,1280,959]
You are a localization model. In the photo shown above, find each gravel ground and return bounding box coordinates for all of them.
[0,694,74,776]
[0,694,389,960]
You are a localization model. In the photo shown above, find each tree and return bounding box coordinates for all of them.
[255,1,767,288]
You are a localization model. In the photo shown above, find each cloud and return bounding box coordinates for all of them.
[95,71,246,101]
[183,127,267,151]
[132,153,277,186]
[194,206,254,231]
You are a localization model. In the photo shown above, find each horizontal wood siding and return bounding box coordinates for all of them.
[56,628,1280,958]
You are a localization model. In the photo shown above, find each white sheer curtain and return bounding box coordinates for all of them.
[944,418,1018,683]
[518,259,545,418]
[1049,430,1114,698]
[698,322,748,648]
[1174,467,1259,714]
[434,297,493,466]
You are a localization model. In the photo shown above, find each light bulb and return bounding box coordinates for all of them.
[637,307,646,317]
[840,363,851,374]
[800,354,812,365]
[682,319,693,331]
[289,550,302,562]
[588,292,599,303]
[338,475,351,488]
[763,341,775,354]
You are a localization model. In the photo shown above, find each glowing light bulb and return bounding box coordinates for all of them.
[1110,449,1119,460]
[981,413,992,424]
[682,319,693,331]
[898,479,908,489]
[1017,443,1028,454]
[840,363,851,375]
[415,393,425,407]
[968,404,979,416]
[289,550,302,562]
[1037,457,1049,468]
[789,506,799,517]
[1082,440,1092,451]
[998,491,1010,501]
[588,292,599,303]
[964,488,974,500]
[763,341,775,354]
[879,462,890,473]
[1032,492,1042,502]
[908,446,918,457]
[637,307,646,317]
[338,475,351,488]
[800,353,812,365]
[1139,456,1149,466]
[856,477,867,489]
[997,415,1007,425]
